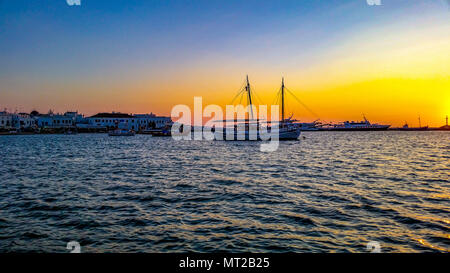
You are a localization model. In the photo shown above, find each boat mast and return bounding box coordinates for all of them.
[246,75,254,120]
[281,77,284,122]
[281,77,285,124]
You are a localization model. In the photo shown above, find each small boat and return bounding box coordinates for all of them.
[64,129,78,135]
[0,130,18,135]
[140,128,170,136]
[108,129,135,136]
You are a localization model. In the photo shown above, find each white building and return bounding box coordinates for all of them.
[87,113,139,131]
[0,112,35,131]
[36,114,74,128]
[134,114,172,129]
[86,112,172,131]
[0,112,13,130]
[64,111,85,124]
[12,113,36,130]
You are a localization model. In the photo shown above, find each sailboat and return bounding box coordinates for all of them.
[213,76,301,141]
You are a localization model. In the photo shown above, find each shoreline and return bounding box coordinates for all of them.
[1,129,449,136]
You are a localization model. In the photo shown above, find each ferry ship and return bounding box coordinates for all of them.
[214,76,301,141]
[320,116,390,131]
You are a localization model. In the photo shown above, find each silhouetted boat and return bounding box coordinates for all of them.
[396,116,428,131]
[397,123,428,131]
[319,116,390,131]
[108,129,135,136]
[141,128,171,136]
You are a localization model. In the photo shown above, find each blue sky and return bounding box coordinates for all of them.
[0,0,449,125]
[1,0,437,80]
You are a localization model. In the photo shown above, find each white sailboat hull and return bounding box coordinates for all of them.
[214,127,301,141]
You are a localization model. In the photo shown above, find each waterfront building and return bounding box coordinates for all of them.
[34,111,86,129]
[12,113,36,130]
[87,113,138,131]
[0,112,13,130]
[36,114,74,128]
[87,112,172,131]
[134,113,172,130]
[64,111,85,124]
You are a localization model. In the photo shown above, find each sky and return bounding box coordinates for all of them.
[0,0,449,126]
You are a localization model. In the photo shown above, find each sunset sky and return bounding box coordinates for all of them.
[0,0,449,126]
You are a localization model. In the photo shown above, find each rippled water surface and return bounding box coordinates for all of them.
[0,132,449,252]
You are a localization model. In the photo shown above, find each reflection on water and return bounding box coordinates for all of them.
[0,132,448,252]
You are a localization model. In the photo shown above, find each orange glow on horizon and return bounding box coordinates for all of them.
[3,75,448,127]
